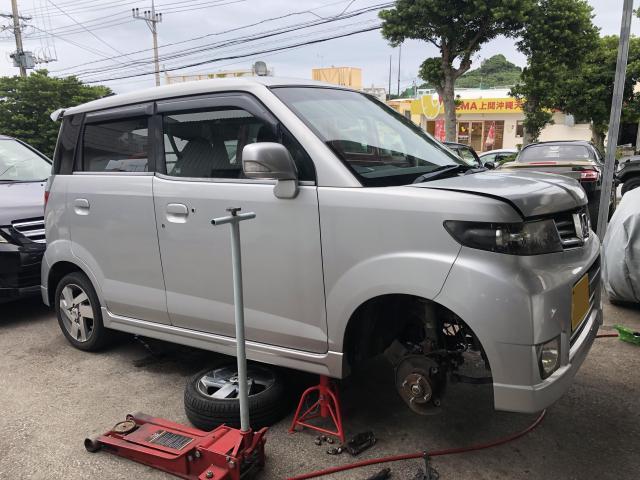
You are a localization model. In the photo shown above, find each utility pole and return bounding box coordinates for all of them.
[0,1,32,76]
[11,0,25,76]
[133,1,163,86]
[596,0,633,239]
[397,44,402,97]
[387,54,392,100]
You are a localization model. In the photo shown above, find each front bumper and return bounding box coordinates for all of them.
[435,232,602,413]
[0,241,45,303]
[493,304,601,413]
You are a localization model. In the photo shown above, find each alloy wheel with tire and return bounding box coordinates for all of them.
[184,361,288,431]
[55,271,111,351]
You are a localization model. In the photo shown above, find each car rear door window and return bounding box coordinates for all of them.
[81,117,149,172]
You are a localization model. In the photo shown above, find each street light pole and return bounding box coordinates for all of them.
[596,0,634,239]
[132,1,163,87]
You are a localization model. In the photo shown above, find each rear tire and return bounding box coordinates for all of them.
[184,361,288,430]
[55,271,111,351]
[621,176,640,196]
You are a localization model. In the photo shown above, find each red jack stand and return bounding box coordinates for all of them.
[289,375,345,443]
[86,413,267,480]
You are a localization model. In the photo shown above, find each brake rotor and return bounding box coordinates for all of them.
[395,355,443,415]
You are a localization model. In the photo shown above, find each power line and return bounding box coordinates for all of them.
[45,0,148,75]
[62,3,389,77]
[50,0,366,72]
[83,24,381,84]
[77,17,379,81]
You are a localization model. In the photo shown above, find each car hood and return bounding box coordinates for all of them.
[411,170,587,218]
[0,181,46,226]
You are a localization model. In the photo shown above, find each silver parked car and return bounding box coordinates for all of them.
[42,78,601,416]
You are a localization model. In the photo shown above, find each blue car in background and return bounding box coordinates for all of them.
[0,136,51,303]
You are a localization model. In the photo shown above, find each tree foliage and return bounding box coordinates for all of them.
[456,54,522,88]
[0,70,111,157]
[380,0,531,141]
[559,36,640,152]
[511,0,599,144]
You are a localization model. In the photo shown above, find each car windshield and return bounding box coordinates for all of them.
[518,144,593,162]
[272,87,465,186]
[0,139,51,182]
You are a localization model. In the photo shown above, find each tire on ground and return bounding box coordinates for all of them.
[184,362,288,430]
[54,271,112,351]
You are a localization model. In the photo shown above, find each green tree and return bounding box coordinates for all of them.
[0,70,111,157]
[456,54,522,88]
[511,0,599,145]
[380,0,531,141]
[559,36,640,152]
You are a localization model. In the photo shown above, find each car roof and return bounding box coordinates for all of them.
[63,77,351,116]
[479,149,517,155]
[521,140,593,149]
[0,134,16,140]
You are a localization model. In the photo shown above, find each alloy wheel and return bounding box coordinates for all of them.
[59,283,94,343]
[196,364,276,399]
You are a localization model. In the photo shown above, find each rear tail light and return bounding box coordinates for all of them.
[44,176,53,209]
[579,170,599,182]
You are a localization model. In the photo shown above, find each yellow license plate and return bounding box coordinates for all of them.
[571,274,590,331]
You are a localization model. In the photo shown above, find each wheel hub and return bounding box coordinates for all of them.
[395,356,443,415]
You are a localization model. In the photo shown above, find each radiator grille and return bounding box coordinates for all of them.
[12,217,46,243]
[552,208,589,249]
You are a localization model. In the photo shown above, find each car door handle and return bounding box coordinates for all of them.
[166,203,189,223]
[73,198,90,215]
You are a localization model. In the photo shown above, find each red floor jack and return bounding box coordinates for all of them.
[85,208,265,480]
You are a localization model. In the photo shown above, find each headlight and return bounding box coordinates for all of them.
[536,336,561,379]
[444,219,563,255]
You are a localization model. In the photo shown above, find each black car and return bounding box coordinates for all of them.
[617,155,640,196]
[0,135,51,303]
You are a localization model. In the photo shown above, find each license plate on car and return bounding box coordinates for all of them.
[572,274,590,331]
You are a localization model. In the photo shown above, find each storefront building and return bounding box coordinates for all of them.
[403,89,592,152]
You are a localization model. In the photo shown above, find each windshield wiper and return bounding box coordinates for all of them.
[412,165,467,184]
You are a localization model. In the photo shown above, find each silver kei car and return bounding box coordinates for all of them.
[42,78,601,416]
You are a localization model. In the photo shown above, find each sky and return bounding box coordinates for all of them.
[0,0,638,94]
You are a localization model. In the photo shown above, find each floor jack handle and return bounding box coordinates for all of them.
[212,207,256,433]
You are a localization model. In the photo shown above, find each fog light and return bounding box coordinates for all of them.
[536,336,561,379]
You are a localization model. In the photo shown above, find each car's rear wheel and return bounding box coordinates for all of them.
[184,361,288,430]
[621,176,640,196]
[55,271,111,351]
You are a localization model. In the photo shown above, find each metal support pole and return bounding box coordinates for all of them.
[596,0,634,239]
[211,207,256,433]
[10,0,26,77]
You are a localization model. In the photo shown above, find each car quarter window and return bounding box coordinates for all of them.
[81,117,149,173]
[162,106,315,181]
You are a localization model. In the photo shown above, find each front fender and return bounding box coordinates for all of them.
[326,249,460,351]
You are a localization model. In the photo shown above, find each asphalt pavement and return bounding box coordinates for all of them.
[0,297,638,479]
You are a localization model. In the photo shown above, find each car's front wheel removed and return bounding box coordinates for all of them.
[55,271,111,351]
[184,362,288,430]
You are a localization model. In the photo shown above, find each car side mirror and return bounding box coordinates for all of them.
[484,161,497,170]
[242,142,299,199]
